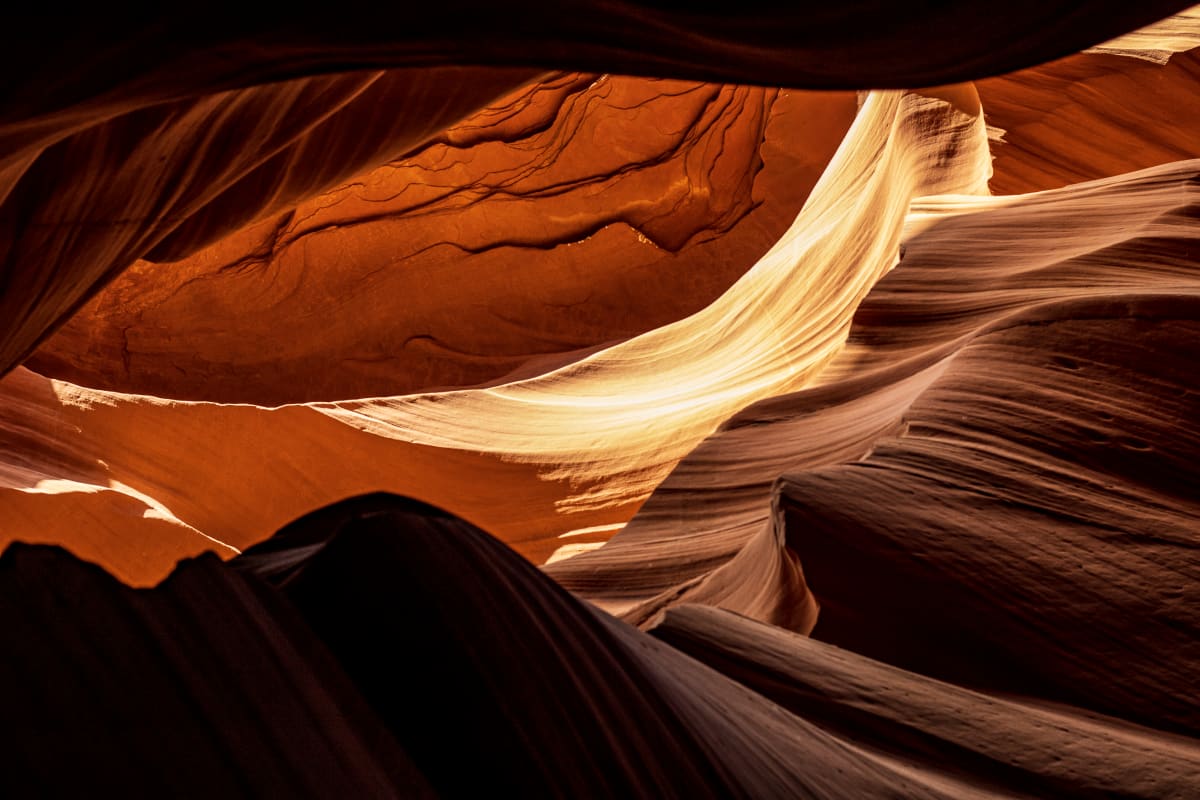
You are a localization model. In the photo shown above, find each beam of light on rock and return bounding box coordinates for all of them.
[317,89,993,513]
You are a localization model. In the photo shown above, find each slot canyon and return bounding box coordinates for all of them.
[2,4,1200,797]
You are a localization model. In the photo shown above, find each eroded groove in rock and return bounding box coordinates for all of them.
[781,300,1200,736]
[317,87,991,515]
[28,76,856,404]
[552,159,1200,630]
[651,605,1200,799]
[0,67,539,378]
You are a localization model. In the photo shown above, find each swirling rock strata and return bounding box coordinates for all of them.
[313,86,990,516]
[2,9,1200,795]
[0,86,989,587]
[549,164,1200,748]
[0,68,537,378]
[783,299,1200,736]
[3,3,1193,383]
[30,45,1200,405]
[28,76,856,404]
[652,604,1200,799]
[551,161,1200,655]
[979,48,1200,193]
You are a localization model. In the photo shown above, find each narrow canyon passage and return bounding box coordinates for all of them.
[2,4,1199,797]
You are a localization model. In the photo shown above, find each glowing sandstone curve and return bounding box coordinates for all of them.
[318,88,992,513]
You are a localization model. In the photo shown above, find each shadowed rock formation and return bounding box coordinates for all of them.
[0,495,1004,797]
[6,2,1191,125]
[782,299,1200,736]
[8,493,1194,795]
[652,605,1200,799]
[2,4,1200,797]
[0,540,434,797]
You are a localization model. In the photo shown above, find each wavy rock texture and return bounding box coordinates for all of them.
[0,365,636,584]
[979,47,1200,194]
[233,495,981,799]
[29,45,1200,404]
[781,299,1200,735]
[0,85,987,581]
[0,78,858,583]
[0,68,540,377]
[652,605,1200,799]
[29,76,856,404]
[552,161,1200,641]
[315,86,991,512]
[2,4,1200,797]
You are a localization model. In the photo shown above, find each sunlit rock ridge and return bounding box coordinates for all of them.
[2,4,1199,797]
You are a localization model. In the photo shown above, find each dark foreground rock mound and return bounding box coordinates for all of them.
[4,493,1198,797]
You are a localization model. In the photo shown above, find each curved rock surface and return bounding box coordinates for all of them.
[787,308,1199,733]
[2,3,1193,381]
[0,537,434,797]
[2,85,990,582]
[29,76,856,403]
[0,365,634,585]
[0,68,539,377]
[2,5,1200,797]
[653,604,1200,799]
[551,168,1200,737]
[551,160,1200,630]
[6,2,1190,126]
[979,48,1200,194]
[27,44,1200,404]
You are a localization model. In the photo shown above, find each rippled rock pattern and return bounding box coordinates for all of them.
[2,4,1200,797]
[30,76,856,403]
